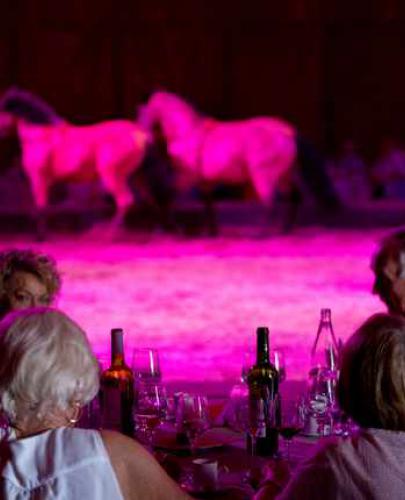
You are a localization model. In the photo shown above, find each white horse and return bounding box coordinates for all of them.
[138,90,340,233]
[138,91,297,206]
[0,87,148,237]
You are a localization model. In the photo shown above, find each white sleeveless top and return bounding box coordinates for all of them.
[0,427,124,499]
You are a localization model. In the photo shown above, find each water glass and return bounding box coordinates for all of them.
[132,348,161,383]
[133,382,167,445]
[176,394,209,452]
[226,384,249,431]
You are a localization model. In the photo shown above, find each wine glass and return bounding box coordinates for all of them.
[230,397,271,487]
[271,348,286,383]
[177,394,209,453]
[241,347,286,384]
[133,382,167,445]
[132,348,161,384]
[278,400,303,464]
[240,346,254,383]
[247,397,267,456]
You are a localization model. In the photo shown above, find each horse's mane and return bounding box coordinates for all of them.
[0,87,63,124]
[151,90,200,121]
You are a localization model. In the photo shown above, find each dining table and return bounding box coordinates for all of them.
[148,397,319,499]
[82,378,322,498]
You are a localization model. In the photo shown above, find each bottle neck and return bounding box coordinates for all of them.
[111,329,125,367]
[311,309,338,368]
[256,327,270,366]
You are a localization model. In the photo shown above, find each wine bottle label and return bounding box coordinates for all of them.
[101,386,122,430]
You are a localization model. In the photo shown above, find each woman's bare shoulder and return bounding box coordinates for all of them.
[100,430,149,458]
[99,430,190,500]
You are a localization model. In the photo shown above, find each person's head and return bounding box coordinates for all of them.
[0,111,17,138]
[0,308,99,433]
[338,313,405,431]
[0,249,61,318]
[371,231,405,315]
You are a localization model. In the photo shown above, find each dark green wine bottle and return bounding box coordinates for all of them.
[247,326,279,456]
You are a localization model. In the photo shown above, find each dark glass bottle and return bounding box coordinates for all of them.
[100,328,134,436]
[247,326,279,456]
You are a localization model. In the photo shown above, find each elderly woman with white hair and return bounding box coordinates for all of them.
[0,308,189,500]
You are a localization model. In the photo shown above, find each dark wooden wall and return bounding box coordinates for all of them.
[2,0,405,155]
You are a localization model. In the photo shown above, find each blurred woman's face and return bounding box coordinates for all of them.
[384,258,405,315]
[7,271,50,310]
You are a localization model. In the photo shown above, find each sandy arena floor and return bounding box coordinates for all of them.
[0,227,390,387]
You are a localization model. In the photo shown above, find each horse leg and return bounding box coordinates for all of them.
[249,161,292,234]
[29,172,49,241]
[112,186,133,230]
[139,144,180,234]
[295,135,341,212]
[99,162,135,232]
[276,179,302,233]
[200,182,218,236]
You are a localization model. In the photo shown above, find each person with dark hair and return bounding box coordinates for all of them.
[371,230,405,315]
[0,249,61,319]
[256,313,405,499]
[138,122,177,231]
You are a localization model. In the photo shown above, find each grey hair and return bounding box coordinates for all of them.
[338,313,405,430]
[0,308,99,423]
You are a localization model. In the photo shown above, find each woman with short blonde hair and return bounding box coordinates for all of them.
[0,308,189,500]
[0,248,61,318]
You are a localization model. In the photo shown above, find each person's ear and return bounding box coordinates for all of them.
[383,260,398,282]
[67,402,82,426]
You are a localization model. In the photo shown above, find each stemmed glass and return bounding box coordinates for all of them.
[278,400,303,464]
[228,393,269,454]
[247,397,266,456]
[241,347,286,384]
[235,397,271,488]
[241,348,254,384]
[132,348,161,384]
[271,349,286,383]
[133,383,167,445]
[176,394,209,453]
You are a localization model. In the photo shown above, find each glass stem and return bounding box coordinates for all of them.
[286,438,291,464]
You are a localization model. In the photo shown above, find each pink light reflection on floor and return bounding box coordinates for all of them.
[1,228,386,386]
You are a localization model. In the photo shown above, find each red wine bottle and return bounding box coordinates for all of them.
[100,328,134,436]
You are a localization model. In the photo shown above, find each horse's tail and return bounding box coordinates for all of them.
[0,86,63,125]
[295,134,341,210]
